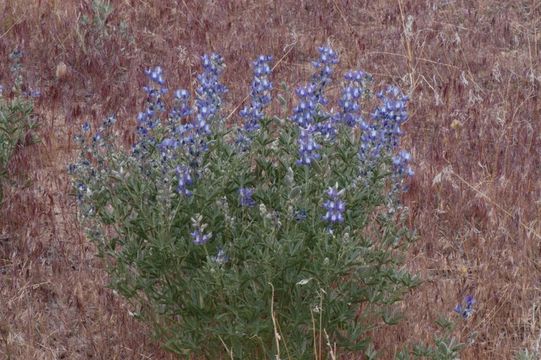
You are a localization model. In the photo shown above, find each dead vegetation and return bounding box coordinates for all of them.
[0,0,540,358]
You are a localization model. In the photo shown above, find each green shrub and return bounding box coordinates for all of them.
[70,47,420,359]
[0,49,37,206]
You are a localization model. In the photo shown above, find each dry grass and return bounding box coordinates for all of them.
[0,0,540,358]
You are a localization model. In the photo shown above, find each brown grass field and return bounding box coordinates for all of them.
[1,0,540,358]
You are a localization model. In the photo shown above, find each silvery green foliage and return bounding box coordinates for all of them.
[396,317,464,360]
[70,47,419,359]
[0,49,38,206]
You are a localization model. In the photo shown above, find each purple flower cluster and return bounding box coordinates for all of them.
[240,55,273,132]
[211,248,229,265]
[359,86,410,166]
[175,165,193,197]
[291,47,341,165]
[194,54,228,136]
[291,47,338,128]
[191,216,212,246]
[392,150,414,178]
[322,184,346,223]
[309,47,339,107]
[239,187,256,207]
[373,86,409,151]
[338,70,370,127]
[151,55,227,182]
[147,65,165,85]
[191,228,212,246]
[170,89,192,121]
[137,66,168,138]
[291,86,318,128]
[82,121,90,133]
[296,125,321,166]
[454,295,475,319]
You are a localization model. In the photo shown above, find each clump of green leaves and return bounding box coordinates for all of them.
[77,0,133,51]
[70,48,420,359]
[0,50,37,206]
[396,317,465,360]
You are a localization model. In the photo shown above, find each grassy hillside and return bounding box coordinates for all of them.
[0,0,539,358]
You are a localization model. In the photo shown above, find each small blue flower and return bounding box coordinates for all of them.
[30,88,41,98]
[454,295,475,319]
[176,166,193,197]
[322,184,346,223]
[359,85,410,175]
[211,248,229,265]
[191,228,212,246]
[174,89,190,100]
[291,47,339,128]
[67,164,77,174]
[239,187,256,207]
[296,125,321,166]
[103,115,116,128]
[76,182,87,201]
[240,55,273,133]
[192,54,228,137]
[82,121,90,133]
[392,150,414,178]
[145,66,165,85]
[191,215,212,245]
[170,89,192,121]
[293,208,308,222]
[92,132,102,143]
[337,70,370,127]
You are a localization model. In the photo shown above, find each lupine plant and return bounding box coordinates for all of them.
[70,46,420,359]
[396,317,465,360]
[0,49,38,206]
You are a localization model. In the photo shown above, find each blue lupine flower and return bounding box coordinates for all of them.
[322,184,346,223]
[194,53,228,136]
[315,116,338,140]
[92,132,102,143]
[190,215,212,245]
[372,86,409,151]
[175,122,196,148]
[30,88,41,98]
[158,137,179,164]
[176,165,193,197]
[293,208,308,222]
[82,121,90,133]
[211,248,229,265]
[0,84,3,96]
[291,85,318,127]
[135,66,169,146]
[240,55,273,133]
[145,66,165,85]
[291,47,339,128]
[235,128,252,152]
[170,89,192,121]
[103,115,116,128]
[191,228,212,246]
[239,187,256,207]
[338,70,369,127]
[359,85,410,171]
[67,163,77,174]
[296,125,321,166]
[160,138,178,149]
[392,150,414,178]
[76,182,87,202]
[309,47,339,107]
[454,295,475,319]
